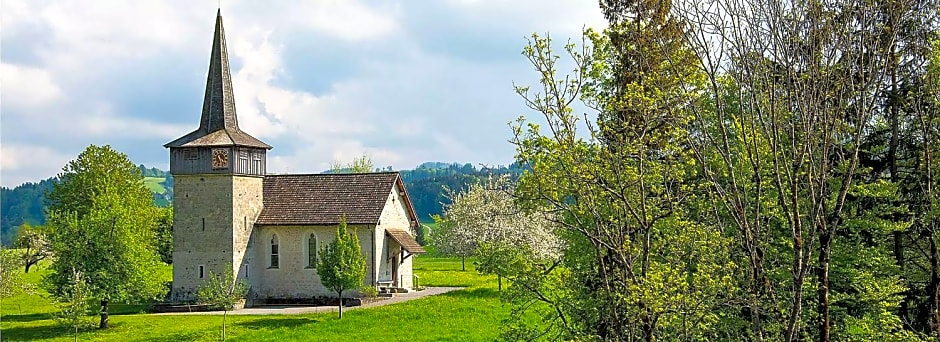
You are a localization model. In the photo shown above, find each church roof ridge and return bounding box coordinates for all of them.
[265,171,401,177]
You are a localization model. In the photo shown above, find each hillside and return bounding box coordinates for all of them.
[0,162,521,246]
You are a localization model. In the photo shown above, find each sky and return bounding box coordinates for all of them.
[0,0,606,187]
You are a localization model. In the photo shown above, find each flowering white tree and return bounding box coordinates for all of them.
[432,175,561,276]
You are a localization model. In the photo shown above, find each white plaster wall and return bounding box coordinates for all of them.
[251,225,375,299]
[375,185,418,289]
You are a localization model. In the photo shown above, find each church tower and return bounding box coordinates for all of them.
[165,10,270,299]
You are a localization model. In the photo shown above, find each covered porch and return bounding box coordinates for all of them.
[377,229,426,293]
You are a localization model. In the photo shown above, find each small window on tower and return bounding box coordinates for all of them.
[183,149,198,160]
[198,265,205,279]
[239,150,249,171]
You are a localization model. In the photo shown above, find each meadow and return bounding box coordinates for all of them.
[142,177,167,194]
[0,254,506,341]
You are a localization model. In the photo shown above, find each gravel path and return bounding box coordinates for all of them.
[155,287,463,315]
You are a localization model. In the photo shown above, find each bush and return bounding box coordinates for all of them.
[360,286,379,299]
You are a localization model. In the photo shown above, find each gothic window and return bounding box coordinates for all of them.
[307,234,317,268]
[270,234,280,268]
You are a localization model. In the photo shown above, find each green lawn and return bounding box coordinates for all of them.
[1,256,505,341]
[142,177,167,194]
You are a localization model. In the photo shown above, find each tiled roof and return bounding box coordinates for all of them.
[387,229,426,253]
[165,129,272,149]
[256,172,406,226]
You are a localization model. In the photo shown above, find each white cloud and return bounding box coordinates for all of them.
[0,144,72,187]
[1,0,605,186]
[0,63,62,110]
[229,0,400,42]
[298,0,400,41]
[444,0,608,34]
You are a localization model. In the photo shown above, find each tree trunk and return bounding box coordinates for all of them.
[889,59,911,323]
[497,274,502,291]
[223,310,227,341]
[25,261,33,273]
[338,290,344,319]
[461,256,466,271]
[817,232,832,342]
[642,310,655,342]
[930,233,939,341]
[99,298,110,329]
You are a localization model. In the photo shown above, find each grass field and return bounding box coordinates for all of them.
[142,177,167,194]
[0,256,505,341]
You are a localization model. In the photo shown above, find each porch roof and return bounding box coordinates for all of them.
[387,229,426,254]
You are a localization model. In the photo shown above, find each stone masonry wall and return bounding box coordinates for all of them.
[171,174,234,300]
[232,176,264,287]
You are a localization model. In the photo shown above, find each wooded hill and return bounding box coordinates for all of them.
[0,162,521,246]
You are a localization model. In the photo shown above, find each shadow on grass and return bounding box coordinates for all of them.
[443,287,500,299]
[0,322,93,341]
[236,317,320,331]
[0,312,52,323]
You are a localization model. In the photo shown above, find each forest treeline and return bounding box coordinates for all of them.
[0,162,519,246]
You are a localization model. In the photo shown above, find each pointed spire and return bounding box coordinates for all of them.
[199,9,238,132]
[164,10,271,150]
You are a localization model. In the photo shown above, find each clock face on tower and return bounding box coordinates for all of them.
[211,148,229,169]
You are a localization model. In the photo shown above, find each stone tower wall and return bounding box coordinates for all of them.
[232,175,264,288]
[170,174,264,300]
[171,174,233,300]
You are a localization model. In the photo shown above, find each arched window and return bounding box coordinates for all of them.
[307,234,317,268]
[270,234,279,268]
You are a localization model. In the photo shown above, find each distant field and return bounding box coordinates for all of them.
[142,177,167,194]
[0,256,506,341]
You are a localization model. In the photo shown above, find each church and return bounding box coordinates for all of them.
[164,10,425,304]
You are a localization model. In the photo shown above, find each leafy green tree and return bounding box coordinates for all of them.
[154,207,173,264]
[510,25,738,340]
[44,144,166,329]
[14,223,50,273]
[196,265,248,341]
[317,215,366,318]
[676,0,937,340]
